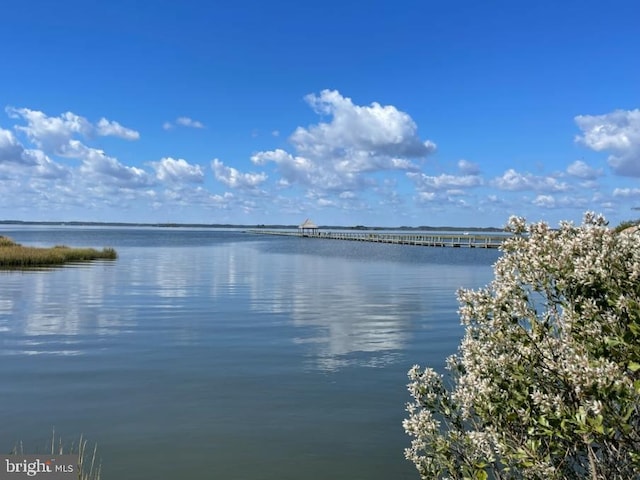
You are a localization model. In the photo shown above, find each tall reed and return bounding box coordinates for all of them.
[11,430,101,480]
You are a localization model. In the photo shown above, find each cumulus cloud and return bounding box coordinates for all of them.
[4,107,151,189]
[209,191,234,206]
[252,149,378,192]
[8,108,90,154]
[492,169,569,192]
[251,90,435,194]
[163,116,205,130]
[533,194,556,208]
[405,165,482,208]
[22,149,69,179]
[407,172,483,190]
[295,89,436,158]
[252,149,327,187]
[72,141,150,187]
[0,106,240,216]
[152,157,204,183]
[96,118,140,139]
[7,107,139,156]
[0,127,68,179]
[0,127,26,164]
[575,109,640,176]
[532,194,588,209]
[566,160,603,180]
[211,158,267,189]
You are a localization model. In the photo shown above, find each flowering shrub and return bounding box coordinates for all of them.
[404,213,640,480]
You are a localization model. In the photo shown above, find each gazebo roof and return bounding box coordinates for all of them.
[298,218,318,229]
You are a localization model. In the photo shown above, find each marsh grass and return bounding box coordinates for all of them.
[0,236,117,268]
[11,431,101,480]
[0,236,16,247]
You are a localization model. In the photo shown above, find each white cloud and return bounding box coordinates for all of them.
[405,169,482,208]
[0,127,68,179]
[251,149,317,186]
[613,187,640,198]
[209,191,235,207]
[492,169,569,192]
[575,109,640,177]
[566,160,603,180]
[317,198,337,207]
[152,157,204,183]
[72,141,151,187]
[533,194,556,208]
[7,107,139,161]
[339,191,356,199]
[251,90,435,194]
[10,99,634,225]
[22,149,69,179]
[8,108,91,154]
[211,158,267,189]
[532,194,588,209]
[407,172,483,190]
[158,187,236,210]
[96,118,140,140]
[7,108,139,156]
[0,127,27,164]
[458,159,480,175]
[296,89,435,158]
[176,117,205,128]
[164,117,205,130]
[416,192,436,202]
[0,106,249,217]
[4,107,149,189]
[389,158,418,170]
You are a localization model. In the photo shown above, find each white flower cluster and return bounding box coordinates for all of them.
[404,213,640,479]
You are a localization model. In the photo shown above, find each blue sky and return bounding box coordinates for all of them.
[1,0,639,227]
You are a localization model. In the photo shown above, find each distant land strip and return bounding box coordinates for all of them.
[0,220,504,232]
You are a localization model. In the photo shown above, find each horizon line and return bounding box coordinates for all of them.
[0,219,504,231]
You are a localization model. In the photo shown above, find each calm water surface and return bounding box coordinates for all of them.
[0,227,501,479]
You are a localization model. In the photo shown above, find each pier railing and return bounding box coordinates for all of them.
[247,230,506,248]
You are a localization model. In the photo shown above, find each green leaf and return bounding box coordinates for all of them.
[475,469,488,480]
[628,361,640,372]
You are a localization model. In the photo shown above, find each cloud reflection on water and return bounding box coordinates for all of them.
[0,264,132,355]
[239,245,487,372]
[0,234,497,370]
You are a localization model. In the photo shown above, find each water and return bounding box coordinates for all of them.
[0,227,501,479]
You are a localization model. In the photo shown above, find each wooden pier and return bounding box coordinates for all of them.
[247,230,506,248]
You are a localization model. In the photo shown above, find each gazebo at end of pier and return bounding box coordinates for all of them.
[298,218,319,236]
